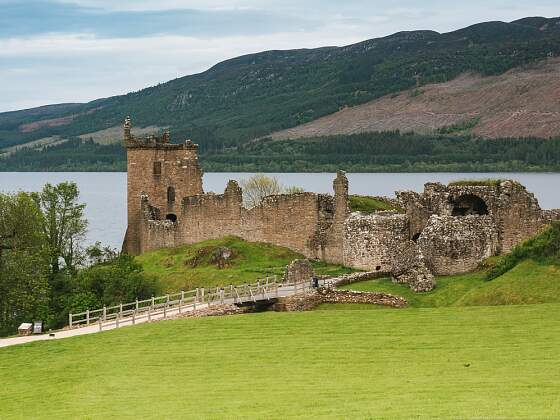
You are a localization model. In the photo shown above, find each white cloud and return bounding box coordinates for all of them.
[0,29,367,111]
[2,0,559,111]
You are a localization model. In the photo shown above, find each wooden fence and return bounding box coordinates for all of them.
[69,276,313,331]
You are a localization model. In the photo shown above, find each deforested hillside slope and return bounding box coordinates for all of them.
[269,58,560,140]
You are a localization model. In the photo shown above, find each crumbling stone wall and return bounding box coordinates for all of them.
[391,241,435,292]
[398,181,548,254]
[135,174,348,261]
[343,213,409,272]
[418,215,499,275]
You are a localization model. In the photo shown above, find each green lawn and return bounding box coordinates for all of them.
[1,304,560,418]
[135,236,354,292]
[328,259,560,309]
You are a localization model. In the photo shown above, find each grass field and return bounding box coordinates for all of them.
[1,304,559,418]
[324,259,560,310]
[135,236,354,292]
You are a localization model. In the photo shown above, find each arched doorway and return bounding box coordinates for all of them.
[452,194,488,216]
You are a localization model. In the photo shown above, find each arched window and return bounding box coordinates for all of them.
[167,186,175,204]
[452,194,488,216]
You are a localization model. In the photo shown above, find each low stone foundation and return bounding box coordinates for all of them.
[323,271,389,287]
[318,288,407,308]
[273,288,407,311]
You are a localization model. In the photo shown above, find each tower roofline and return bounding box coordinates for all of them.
[123,116,199,150]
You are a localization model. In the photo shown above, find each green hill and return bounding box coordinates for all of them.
[135,236,353,292]
[2,17,560,171]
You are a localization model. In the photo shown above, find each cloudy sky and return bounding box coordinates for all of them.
[1,0,558,112]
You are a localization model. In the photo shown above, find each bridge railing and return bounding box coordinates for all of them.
[69,275,313,330]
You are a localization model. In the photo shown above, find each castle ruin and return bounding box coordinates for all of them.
[122,118,559,292]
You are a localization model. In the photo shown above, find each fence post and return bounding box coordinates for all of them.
[179,291,183,314]
[230,285,234,303]
[193,290,197,310]
[181,290,185,304]
[135,299,139,314]
[119,303,123,319]
[201,288,205,304]
[148,306,151,322]
[116,312,120,328]
[99,320,103,332]
[220,288,224,304]
[151,296,155,311]
[103,306,107,322]
[69,313,72,329]
[86,309,90,326]
[164,300,167,319]
[132,311,136,325]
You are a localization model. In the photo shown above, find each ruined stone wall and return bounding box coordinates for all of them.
[398,181,547,255]
[418,215,499,275]
[343,213,409,271]
[136,177,347,262]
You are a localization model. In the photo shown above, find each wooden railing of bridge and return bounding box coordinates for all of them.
[69,276,313,331]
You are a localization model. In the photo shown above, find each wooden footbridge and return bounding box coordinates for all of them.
[68,277,314,332]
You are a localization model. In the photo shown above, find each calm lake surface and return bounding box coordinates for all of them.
[2,172,559,249]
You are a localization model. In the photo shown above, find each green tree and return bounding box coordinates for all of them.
[240,174,283,208]
[36,182,87,275]
[0,192,50,336]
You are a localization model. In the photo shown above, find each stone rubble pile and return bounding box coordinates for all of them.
[391,242,435,292]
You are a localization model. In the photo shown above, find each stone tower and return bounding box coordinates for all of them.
[122,117,203,254]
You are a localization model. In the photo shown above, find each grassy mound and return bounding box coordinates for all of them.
[135,236,353,292]
[1,304,559,418]
[348,195,403,214]
[487,221,560,280]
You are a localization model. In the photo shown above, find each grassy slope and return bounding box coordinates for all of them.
[135,236,353,292]
[1,304,560,418]
[324,259,560,310]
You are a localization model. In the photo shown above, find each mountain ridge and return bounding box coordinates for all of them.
[1,16,560,169]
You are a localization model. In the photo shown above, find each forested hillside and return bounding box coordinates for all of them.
[1,16,560,170]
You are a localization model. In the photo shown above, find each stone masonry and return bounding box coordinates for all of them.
[122,118,560,293]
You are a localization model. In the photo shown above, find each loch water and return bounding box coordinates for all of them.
[2,172,559,249]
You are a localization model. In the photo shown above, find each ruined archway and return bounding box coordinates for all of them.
[451,194,488,216]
